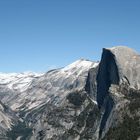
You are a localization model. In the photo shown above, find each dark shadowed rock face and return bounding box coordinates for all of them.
[97,48,120,108]
[96,48,120,136]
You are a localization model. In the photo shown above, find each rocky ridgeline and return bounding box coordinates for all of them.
[0,46,139,140]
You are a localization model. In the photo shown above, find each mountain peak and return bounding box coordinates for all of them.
[105,46,139,55]
[62,59,98,71]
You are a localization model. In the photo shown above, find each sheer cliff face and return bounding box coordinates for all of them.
[97,46,140,108]
[97,48,120,108]
[96,46,140,139]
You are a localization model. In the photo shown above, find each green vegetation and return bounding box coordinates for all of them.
[103,88,140,140]
[103,115,140,140]
[67,91,86,107]
[6,121,32,140]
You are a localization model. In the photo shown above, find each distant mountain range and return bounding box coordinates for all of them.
[0,46,139,140]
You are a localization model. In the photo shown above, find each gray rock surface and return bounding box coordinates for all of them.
[107,46,140,89]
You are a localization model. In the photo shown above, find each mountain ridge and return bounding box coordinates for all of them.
[0,46,139,140]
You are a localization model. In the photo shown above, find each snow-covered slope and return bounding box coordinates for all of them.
[0,72,43,92]
[0,59,99,139]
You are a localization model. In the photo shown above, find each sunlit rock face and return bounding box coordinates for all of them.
[108,46,140,89]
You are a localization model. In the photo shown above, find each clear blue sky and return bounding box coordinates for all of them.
[0,0,140,72]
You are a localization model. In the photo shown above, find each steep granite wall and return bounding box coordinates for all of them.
[96,48,120,136]
[96,46,140,138]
